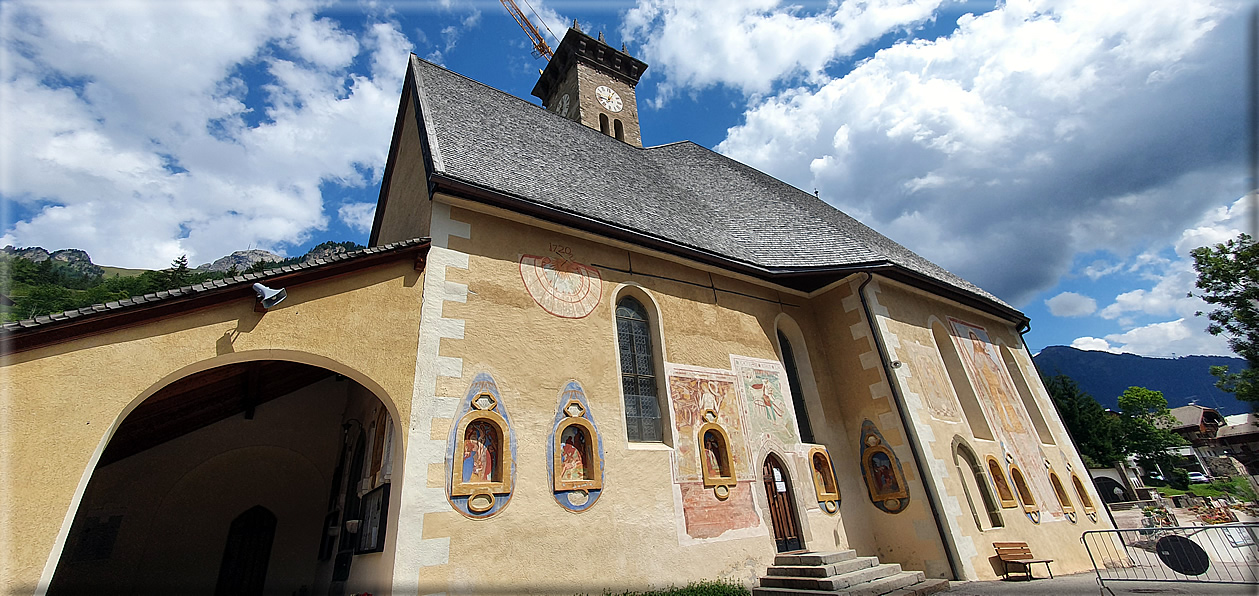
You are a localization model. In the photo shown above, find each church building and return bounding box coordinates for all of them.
[3,27,1109,596]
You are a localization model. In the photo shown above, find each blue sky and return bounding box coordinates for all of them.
[0,0,1253,358]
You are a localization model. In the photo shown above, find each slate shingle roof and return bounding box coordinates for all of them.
[408,55,1013,312]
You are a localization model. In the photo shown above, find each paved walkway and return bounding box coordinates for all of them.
[947,571,1257,595]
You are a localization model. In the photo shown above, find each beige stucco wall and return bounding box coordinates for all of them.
[1,260,424,595]
[804,278,954,578]
[398,199,851,593]
[866,278,1113,579]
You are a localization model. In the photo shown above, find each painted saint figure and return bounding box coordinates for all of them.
[462,421,497,483]
[559,426,588,481]
[813,453,834,493]
[753,380,785,421]
[963,330,1027,433]
[704,430,725,477]
[870,452,899,493]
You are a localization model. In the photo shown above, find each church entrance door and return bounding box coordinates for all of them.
[762,454,803,552]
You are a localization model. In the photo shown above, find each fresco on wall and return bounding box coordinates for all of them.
[731,355,800,448]
[902,339,961,421]
[665,364,760,540]
[665,365,750,481]
[859,420,910,513]
[519,244,602,318]
[446,373,517,519]
[949,317,1061,518]
[547,380,604,512]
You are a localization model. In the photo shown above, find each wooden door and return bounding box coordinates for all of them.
[215,506,276,596]
[763,455,803,552]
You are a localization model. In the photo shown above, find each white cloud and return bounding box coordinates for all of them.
[1045,291,1096,317]
[704,0,1246,305]
[1103,318,1230,358]
[0,0,413,268]
[1070,336,1118,353]
[623,0,944,98]
[338,202,377,234]
[1080,195,1250,357]
[1082,259,1123,280]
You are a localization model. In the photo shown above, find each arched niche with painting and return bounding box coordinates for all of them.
[1049,469,1076,523]
[860,420,910,514]
[1071,473,1099,522]
[698,411,737,500]
[447,373,516,518]
[1008,463,1040,523]
[808,446,840,514]
[550,380,605,512]
[986,455,1018,509]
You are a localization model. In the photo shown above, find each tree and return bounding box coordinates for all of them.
[1190,233,1259,409]
[1117,386,1186,470]
[167,254,191,287]
[1044,374,1124,467]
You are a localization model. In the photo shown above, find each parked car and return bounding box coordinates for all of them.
[1187,471,1210,483]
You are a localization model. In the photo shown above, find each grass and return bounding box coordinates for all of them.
[593,580,751,596]
[1152,477,1256,500]
[100,265,149,278]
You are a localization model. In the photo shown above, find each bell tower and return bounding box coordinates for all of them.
[532,26,648,147]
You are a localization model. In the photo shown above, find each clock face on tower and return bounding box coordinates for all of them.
[558,93,571,117]
[594,85,622,113]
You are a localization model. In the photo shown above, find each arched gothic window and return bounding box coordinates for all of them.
[599,113,610,136]
[616,296,662,442]
[614,119,624,141]
[778,330,815,443]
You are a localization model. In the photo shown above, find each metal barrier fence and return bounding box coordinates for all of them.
[1081,523,1259,594]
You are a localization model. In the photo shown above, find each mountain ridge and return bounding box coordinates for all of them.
[1032,345,1250,416]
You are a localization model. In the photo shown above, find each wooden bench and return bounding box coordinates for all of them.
[994,541,1054,581]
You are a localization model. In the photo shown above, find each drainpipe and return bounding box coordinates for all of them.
[856,273,962,581]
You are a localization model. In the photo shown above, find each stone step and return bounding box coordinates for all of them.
[883,578,950,596]
[845,571,927,596]
[752,576,945,596]
[774,550,858,567]
[766,556,880,577]
[759,563,901,591]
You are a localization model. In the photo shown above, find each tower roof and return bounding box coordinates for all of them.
[393,56,1022,322]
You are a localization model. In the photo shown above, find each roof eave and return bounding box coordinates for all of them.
[429,173,1027,325]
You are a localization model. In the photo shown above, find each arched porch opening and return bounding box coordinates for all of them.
[47,358,399,596]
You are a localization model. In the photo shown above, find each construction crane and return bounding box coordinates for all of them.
[501,0,555,60]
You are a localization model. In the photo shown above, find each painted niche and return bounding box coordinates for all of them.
[987,456,1018,509]
[1008,463,1041,523]
[549,381,605,512]
[809,446,840,514]
[859,420,910,513]
[1048,469,1076,524]
[699,410,737,500]
[1071,473,1099,523]
[447,373,517,518]
[519,248,603,319]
